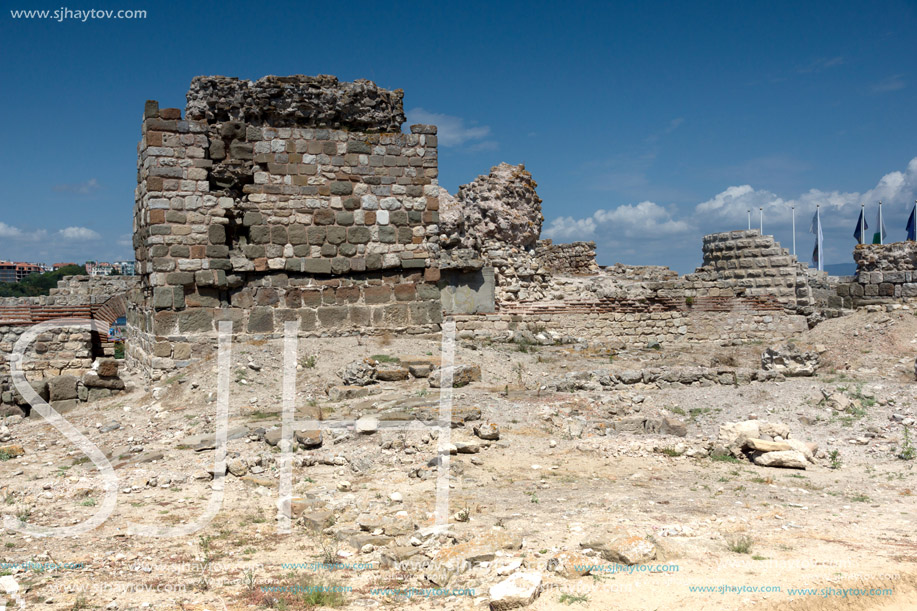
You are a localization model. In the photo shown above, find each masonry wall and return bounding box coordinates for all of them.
[835,241,917,305]
[129,76,442,379]
[695,230,813,309]
[533,240,599,275]
[453,309,807,346]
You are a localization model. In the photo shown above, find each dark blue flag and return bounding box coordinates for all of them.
[853,209,869,243]
[907,205,916,242]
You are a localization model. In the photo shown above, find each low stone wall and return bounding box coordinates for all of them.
[0,325,94,415]
[0,275,137,308]
[452,308,806,346]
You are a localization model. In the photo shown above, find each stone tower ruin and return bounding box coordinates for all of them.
[128,76,442,378]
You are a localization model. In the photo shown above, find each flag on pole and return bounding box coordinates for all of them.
[872,207,887,244]
[907,203,917,242]
[853,208,869,243]
[810,208,824,271]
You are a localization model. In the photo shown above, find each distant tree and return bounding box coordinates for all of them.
[0,265,87,297]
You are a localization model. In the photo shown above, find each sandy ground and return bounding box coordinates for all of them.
[1,308,916,611]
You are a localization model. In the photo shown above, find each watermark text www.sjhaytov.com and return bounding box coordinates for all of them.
[9,8,147,21]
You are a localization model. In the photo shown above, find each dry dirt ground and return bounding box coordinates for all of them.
[2,308,917,611]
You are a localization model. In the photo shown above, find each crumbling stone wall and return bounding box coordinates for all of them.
[836,242,917,305]
[533,240,599,275]
[0,325,93,416]
[453,309,806,346]
[0,275,137,307]
[129,75,442,379]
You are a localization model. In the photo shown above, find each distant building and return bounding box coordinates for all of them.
[52,262,78,271]
[112,260,136,276]
[85,261,115,277]
[0,261,44,283]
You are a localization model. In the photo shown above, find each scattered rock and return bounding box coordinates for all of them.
[745,438,792,452]
[429,364,481,388]
[473,422,500,440]
[408,363,433,378]
[488,571,542,610]
[547,551,592,578]
[338,360,377,386]
[0,444,25,458]
[327,386,372,402]
[580,531,657,565]
[761,344,819,376]
[375,366,409,382]
[752,450,808,469]
[355,415,379,434]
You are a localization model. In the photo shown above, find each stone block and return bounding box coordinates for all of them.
[317,306,348,328]
[178,309,213,333]
[248,307,275,333]
[48,375,79,402]
[304,258,331,274]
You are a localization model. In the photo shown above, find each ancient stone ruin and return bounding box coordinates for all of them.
[1,73,915,391]
[129,75,442,377]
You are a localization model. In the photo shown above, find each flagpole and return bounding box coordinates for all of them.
[791,205,796,257]
[747,209,751,231]
[817,204,823,272]
[878,201,883,245]
[860,203,865,245]
[759,207,763,234]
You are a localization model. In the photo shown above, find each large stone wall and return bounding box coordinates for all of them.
[129,75,442,378]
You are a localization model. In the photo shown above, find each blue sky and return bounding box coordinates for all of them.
[0,0,915,272]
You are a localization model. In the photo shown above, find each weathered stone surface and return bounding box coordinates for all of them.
[338,360,377,386]
[717,420,760,458]
[429,364,481,388]
[95,358,119,378]
[327,386,372,401]
[753,450,808,469]
[355,415,378,434]
[547,550,592,578]
[186,75,406,132]
[580,531,657,565]
[408,363,433,378]
[440,163,543,252]
[0,444,25,458]
[48,375,79,401]
[375,365,409,381]
[761,344,819,376]
[82,373,125,390]
[294,428,322,449]
[488,571,542,610]
[473,422,501,440]
[744,438,792,452]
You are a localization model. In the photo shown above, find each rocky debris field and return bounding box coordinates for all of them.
[1,309,917,610]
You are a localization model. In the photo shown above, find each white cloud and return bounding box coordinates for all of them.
[57,226,101,241]
[0,223,46,242]
[53,178,101,195]
[405,108,492,148]
[544,200,693,242]
[695,157,917,223]
[0,222,23,238]
[872,74,906,93]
